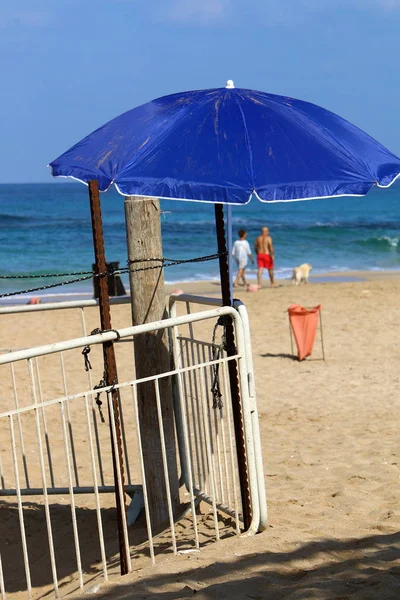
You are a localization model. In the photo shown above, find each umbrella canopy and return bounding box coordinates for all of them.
[49,83,400,538]
[50,81,400,203]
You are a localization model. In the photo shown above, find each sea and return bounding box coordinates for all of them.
[1,181,400,304]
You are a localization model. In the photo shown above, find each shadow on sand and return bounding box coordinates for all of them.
[76,531,400,599]
[1,500,123,594]
[260,352,299,361]
[0,499,233,597]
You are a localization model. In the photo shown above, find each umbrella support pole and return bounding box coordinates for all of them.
[88,180,129,576]
[214,203,252,530]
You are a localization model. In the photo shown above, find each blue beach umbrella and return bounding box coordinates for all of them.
[50,80,400,301]
[49,81,400,541]
[50,80,400,203]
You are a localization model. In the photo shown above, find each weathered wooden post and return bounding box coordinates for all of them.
[124,196,179,527]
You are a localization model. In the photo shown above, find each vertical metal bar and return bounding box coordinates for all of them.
[194,342,209,495]
[79,307,88,338]
[186,341,201,492]
[219,404,230,507]
[179,339,195,486]
[169,303,199,547]
[217,390,230,507]
[214,203,251,530]
[188,341,203,492]
[59,353,80,487]
[80,308,106,486]
[131,384,155,564]
[169,327,189,493]
[205,345,225,503]
[91,401,106,488]
[10,362,30,488]
[9,415,33,599]
[199,343,218,502]
[88,179,128,575]
[168,322,188,494]
[79,307,105,486]
[34,358,55,488]
[185,341,203,490]
[215,203,232,308]
[226,204,234,302]
[193,341,209,493]
[117,392,132,486]
[59,401,83,588]
[319,310,326,361]
[186,302,194,341]
[198,367,220,540]
[0,553,6,600]
[236,301,268,531]
[230,312,261,536]
[0,456,4,491]
[288,313,294,356]
[107,391,132,574]
[175,371,200,548]
[28,360,59,596]
[222,362,241,534]
[83,393,108,581]
[154,380,177,554]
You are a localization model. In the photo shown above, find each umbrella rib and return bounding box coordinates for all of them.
[234,93,255,191]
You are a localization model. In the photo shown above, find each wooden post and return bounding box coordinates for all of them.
[215,203,252,530]
[124,196,179,527]
[88,180,129,575]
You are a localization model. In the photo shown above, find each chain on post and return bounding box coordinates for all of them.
[81,328,122,422]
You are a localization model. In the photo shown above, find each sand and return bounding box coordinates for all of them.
[1,272,400,599]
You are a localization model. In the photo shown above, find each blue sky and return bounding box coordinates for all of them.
[0,0,400,183]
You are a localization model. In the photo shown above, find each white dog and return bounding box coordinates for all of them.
[292,263,312,285]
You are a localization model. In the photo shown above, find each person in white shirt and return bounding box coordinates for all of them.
[232,229,254,288]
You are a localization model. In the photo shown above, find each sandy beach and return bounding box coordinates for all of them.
[2,0,400,597]
[1,272,400,599]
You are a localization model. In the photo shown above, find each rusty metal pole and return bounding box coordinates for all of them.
[88,180,129,575]
[214,203,251,530]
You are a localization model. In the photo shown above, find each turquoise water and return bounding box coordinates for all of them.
[1,182,400,301]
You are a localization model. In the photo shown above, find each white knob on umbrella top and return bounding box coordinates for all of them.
[225,80,235,89]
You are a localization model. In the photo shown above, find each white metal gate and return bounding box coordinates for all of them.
[0,302,266,599]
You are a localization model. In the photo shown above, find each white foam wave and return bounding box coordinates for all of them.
[377,236,399,247]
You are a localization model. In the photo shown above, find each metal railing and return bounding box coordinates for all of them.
[169,294,267,532]
[0,299,135,500]
[0,296,131,354]
[0,303,265,598]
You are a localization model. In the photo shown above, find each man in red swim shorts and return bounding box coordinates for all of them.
[254,226,275,288]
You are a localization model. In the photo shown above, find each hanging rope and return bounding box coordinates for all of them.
[210,315,237,410]
[127,252,225,268]
[82,328,121,371]
[0,269,97,279]
[93,377,107,423]
[82,346,92,371]
[0,274,97,299]
[0,252,227,299]
[81,327,122,422]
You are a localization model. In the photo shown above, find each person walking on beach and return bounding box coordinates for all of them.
[232,229,254,288]
[255,226,275,288]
